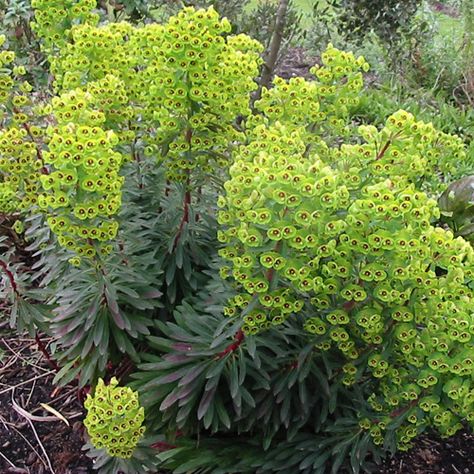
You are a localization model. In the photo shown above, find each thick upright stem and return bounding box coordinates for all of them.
[173,187,191,251]
[217,329,245,359]
[0,260,19,296]
[255,0,290,100]
[252,0,289,103]
[172,127,193,250]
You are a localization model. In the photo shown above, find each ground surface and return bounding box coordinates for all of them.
[0,330,93,474]
[2,329,474,474]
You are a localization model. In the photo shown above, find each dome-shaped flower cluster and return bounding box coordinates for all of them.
[49,7,263,180]
[252,44,369,142]
[85,75,133,142]
[50,21,135,92]
[0,35,19,108]
[344,110,467,193]
[31,0,99,52]
[310,44,369,129]
[0,37,44,214]
[219,120,474,450]
[0,127,42,213]
[38,88,124,258]
[84,377,146,459]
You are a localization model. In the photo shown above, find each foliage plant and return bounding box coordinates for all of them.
[0,3,473,474]
[0,0,36,56]
[439,175,474,244]
[331,0,423,45]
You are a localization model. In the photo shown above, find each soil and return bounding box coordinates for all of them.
[276,46,318,80]
[0,331,93,474]
[377,430,474,474]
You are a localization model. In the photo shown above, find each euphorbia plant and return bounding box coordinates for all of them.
[0,3,473,474]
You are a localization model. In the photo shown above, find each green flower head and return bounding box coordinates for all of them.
[83,377,145,459]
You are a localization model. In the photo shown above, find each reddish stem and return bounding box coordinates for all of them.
[35,333,60,371]
[173,189,191,251]
[22,122,44,164]
[343,300,357,312]
[13,108,48,174]
[375,139,392,161]
[110,355,135,381]
[77,385,91,403]
[390,398,418,418]
[195,186,202,223]
[118,240,129,266]
[342,279,364,312]
[217,329,245,359]
[265,232,284,283]
[151,441,177,452]
[0,260,19,296]
[131,136,143,190]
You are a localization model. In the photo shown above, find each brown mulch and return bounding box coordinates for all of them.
[276,46,379,86]
[0,329,93,474]
[276,46,318,80]
[377,430,474,473]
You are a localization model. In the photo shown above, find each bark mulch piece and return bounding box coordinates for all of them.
[0,333,93,474]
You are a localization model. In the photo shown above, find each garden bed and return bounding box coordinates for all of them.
[0,332,92,474]
[1,332,474,474]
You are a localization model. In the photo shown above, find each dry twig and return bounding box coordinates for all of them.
[0,370,55,396]
[0,449,25,472]
[12,391,56,474]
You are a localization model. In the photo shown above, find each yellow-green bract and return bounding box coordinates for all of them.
[84,377,145,459]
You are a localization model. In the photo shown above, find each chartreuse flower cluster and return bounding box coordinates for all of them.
[0,35,44,214]
[38,88,124,260]
[31,0,99,53]
[49,21,136,93]
[0,127,42,213]
[135,8,263,179]
[84,378,146,459]
[218,121,474,451]
[85,75,134,142]
[46,6,263,180]
[0,34,31,113]
[341,109,468,194]
[252,46,466,195]
[252,44,369,143]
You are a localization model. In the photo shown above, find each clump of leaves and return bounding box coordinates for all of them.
[439,176,474,243]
